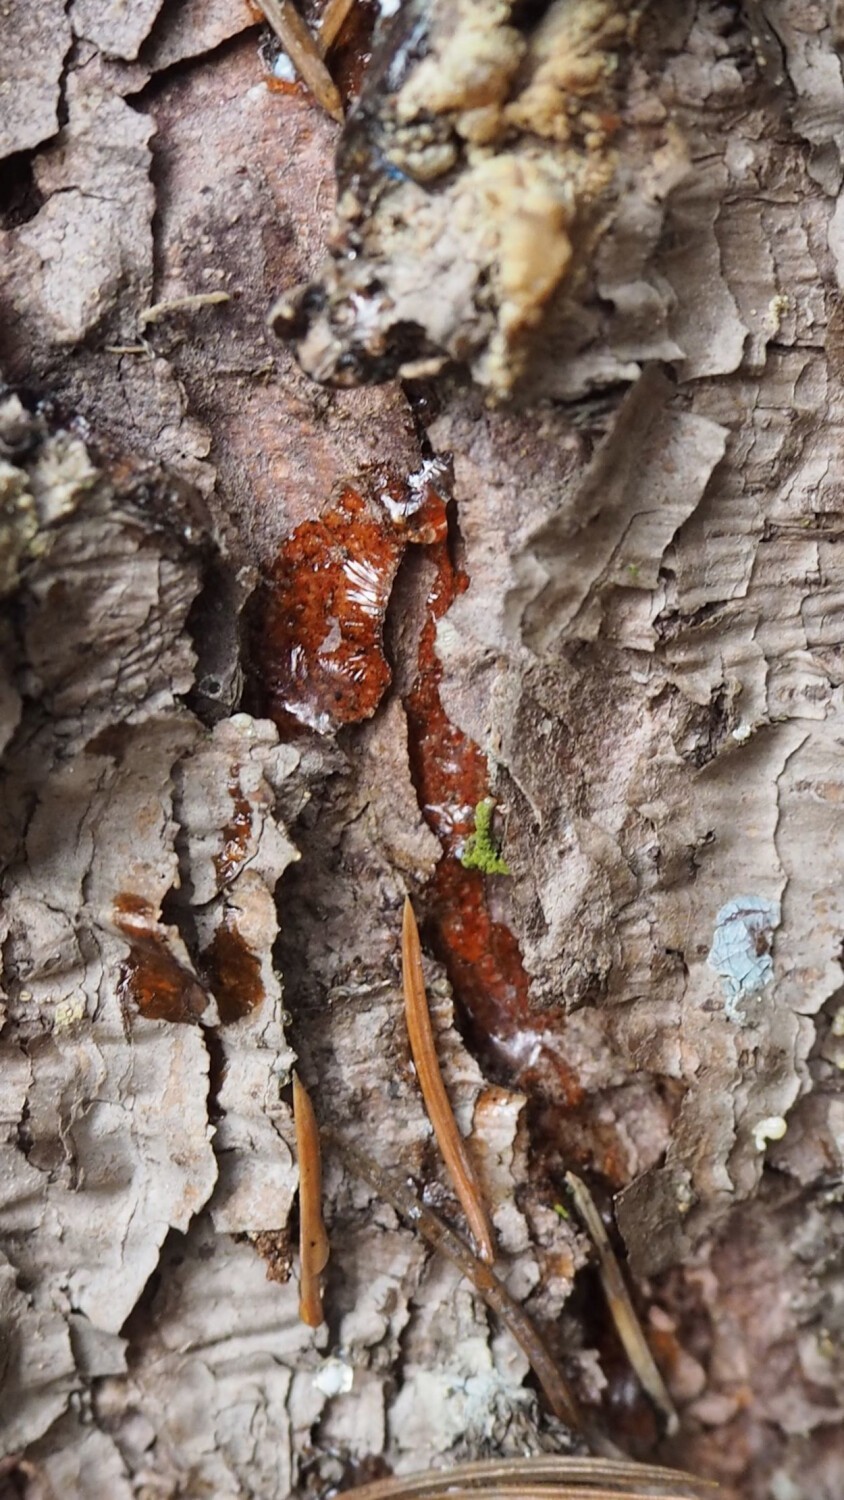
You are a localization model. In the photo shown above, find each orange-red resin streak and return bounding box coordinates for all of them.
[293,1072,330,1327]
[402,896,495,1264]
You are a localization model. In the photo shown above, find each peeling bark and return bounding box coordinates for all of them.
[2,2,844,1498]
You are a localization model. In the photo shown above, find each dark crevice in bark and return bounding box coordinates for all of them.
[131,26,264,105]
[184,556,247,725]
[0,154,44,231]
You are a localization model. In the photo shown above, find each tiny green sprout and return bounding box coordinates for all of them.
[461,798,510,875]
[552,1202,569,1221]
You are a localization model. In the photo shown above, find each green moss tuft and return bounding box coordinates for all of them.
[460,798,510,875]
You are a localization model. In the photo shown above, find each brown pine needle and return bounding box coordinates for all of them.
[257,0,344,123]
[293,1071,330,1327]
[318,0,356,52]
[347,1483,709,1500]
[324,1131,585,1436]
[340,1454,717,1500]
[402,896,496,1264]
[399,1491,697,1500]
[565,1172,679,1437]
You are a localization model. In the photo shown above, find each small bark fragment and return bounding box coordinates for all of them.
[0,0,71,158]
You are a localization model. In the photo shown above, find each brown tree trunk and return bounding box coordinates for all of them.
[1,3,842,1498]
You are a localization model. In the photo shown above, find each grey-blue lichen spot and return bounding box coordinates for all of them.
[707,895,782,1022]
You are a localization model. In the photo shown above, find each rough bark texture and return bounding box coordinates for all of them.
[1,3,843,1499]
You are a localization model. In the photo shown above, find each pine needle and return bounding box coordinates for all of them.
[257,0,344,122]
[341,1454,717,1500]
[318,0,357,51]
[565,1172,679,1436]
[293,1071,330,1326]
[402,896,496,1264]
[324,1131,585,1435]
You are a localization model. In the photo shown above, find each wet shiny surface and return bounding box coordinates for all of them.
[115,894,210,1024]
[253,468,447,734]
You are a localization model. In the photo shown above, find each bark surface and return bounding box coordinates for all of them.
[1,3,843,1499]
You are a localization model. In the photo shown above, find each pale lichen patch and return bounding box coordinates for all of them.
[707,895,781,1022]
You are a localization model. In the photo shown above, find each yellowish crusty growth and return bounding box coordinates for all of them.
[384,0,636,390]
[395,0,525,122]
[275,0,645,397]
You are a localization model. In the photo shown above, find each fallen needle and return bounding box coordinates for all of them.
[325,1130,586,1437]
[402,896,496,1264]
[293,1071,330,1326]
[565,1171,679,1436]
[257,0,345,122]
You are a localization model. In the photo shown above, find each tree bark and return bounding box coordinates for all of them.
[1,3,843,1498]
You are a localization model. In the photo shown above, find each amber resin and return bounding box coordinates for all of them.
[203,918,265,1022]
[404,538,588,1106]
[214,768,254,887]
[115,895,210,1024]
[403,542,533,1062]
[253,469,447,735]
